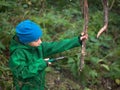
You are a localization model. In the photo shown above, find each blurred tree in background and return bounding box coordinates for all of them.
[0,0,120,90]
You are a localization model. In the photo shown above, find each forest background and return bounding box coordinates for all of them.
[0,0,120,90]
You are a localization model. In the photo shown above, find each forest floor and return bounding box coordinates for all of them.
[46,70,81,90]
[46,68,120,90]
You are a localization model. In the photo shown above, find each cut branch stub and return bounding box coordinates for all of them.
[97,0,108,38]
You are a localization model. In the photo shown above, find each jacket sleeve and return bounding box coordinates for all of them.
[42,36,82,57]
[9,50,47,79]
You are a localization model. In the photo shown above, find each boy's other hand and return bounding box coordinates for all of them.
[44,58,52,66]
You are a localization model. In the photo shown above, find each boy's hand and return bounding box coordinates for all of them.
[80,33,88,41]
[44,58,52,66]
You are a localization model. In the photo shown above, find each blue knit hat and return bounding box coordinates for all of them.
[16,20,42,44]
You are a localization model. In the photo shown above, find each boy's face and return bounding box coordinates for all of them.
[28,38,42,47]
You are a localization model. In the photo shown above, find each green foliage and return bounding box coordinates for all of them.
[0,0,120,89]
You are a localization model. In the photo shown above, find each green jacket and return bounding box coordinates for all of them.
[9,36,82,90]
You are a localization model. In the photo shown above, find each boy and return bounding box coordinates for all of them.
[9,20,88,90]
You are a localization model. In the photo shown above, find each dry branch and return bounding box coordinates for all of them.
[80,0,88,71]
